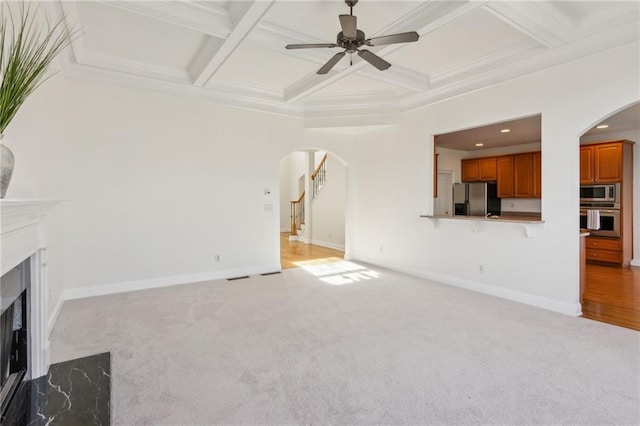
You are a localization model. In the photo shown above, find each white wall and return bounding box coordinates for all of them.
[8,76,313,308]
[310,155,346,250]
[3,74,68,328]
[581,128,640,264]
[6,39,637,323]
[435,147,465,183]
[352,42,640,315]
[279,151,306,231]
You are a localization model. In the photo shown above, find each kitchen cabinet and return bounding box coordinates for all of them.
[461,159,479,182]
[496,156,514,198]
[582,140,634,266]
[514,153,534,197]
[533,151,541,198]
[465,152,540,198]
[580,141,622,183]
[585,236,622,264]
[461,157,497,182]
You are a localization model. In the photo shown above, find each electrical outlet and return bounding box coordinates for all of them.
[379,245,384,253]
[479,264,484,272]
[328,232,332,238]
[215,254,221,262]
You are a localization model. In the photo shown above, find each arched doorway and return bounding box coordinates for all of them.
[578,102,639,330]
[278,150,348,269]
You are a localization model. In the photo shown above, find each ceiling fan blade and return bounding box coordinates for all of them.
[317,51,346,74]
[339,14,357,39]
[286,43,338,49]
[358,49,391,71]
[365,31,419,46]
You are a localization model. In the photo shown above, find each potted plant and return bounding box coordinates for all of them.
[0,3,76,198]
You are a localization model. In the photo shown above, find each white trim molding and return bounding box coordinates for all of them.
[0,199,61,380]
[631,259,640,267]
[353,255,582,317]
[49,0,640,122]
[64,264,282,300]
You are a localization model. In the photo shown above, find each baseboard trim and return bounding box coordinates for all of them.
[280,228,290,233]
[310,240,345,251]
[631,259,640,267]
[353,255,582,317]
[63,263,282,301]
[48,296,65,336]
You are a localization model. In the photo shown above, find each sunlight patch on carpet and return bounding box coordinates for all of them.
[293,257,380,285]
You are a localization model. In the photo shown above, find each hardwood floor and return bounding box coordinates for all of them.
[280,233,344,269]
[582,263,640,331]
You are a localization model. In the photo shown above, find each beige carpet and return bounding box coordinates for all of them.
[51,260,640,425]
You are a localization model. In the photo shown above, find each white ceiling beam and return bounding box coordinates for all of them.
[99,0,429,92]
[484,1,572,48]
[283,0,487,103]
[100,1,232,39]
[192,1,275,87]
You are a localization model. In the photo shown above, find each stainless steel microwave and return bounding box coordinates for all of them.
[580,183,619,203]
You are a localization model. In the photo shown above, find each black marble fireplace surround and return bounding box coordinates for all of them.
[2,353,111,425]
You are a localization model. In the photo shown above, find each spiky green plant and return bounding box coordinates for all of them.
[0,3,76,134]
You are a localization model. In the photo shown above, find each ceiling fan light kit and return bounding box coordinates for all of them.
[285,0,419,75]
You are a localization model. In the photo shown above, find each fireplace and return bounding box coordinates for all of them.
[0,200,59,417]
[0,259,29,415]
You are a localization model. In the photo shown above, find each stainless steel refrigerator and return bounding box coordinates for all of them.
[453,182,501,217]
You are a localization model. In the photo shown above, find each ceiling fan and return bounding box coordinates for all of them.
[285,0,419,75]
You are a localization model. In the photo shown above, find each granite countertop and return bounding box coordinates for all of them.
[421,212,543,224]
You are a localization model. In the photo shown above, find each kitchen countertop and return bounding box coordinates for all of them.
[579,229,590,237]
[421,212,543,224]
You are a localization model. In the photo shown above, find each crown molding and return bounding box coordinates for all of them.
[63,61,303,117]
[400,19,640,112]
[49,0,640,124]
[485,1,572,48]
[100,0,232,39]
[429,39,545,88]
[81,51,192,84]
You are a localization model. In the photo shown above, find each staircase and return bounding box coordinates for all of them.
[290,154,328,238]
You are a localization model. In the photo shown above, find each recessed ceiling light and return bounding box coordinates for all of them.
[500,129,511,133]
[596,124,609,129]
[475,143,484,147]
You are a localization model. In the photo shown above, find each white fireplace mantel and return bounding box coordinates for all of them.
[1,199,59,276]
[1,199,60,379]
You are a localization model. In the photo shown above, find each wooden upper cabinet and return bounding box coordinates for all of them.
[479,157,497,181]
[532,151,541,198]
[497,156,514,198]
[461,159,480,182]
[464,151,540,198]
[593,143,622,182]
[581,141,623,183]
[514,153,534,197]
[462,158,497,182]
[580,146,594,184]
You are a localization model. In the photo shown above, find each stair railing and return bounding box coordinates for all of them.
[290,191,305,236]
[311,154,328,198]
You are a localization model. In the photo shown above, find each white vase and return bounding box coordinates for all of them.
[0,134,15,199]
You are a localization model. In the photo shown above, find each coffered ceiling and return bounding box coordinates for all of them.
[51,0,640,119]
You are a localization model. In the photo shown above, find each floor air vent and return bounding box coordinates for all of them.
[226,276,250,281]
[260,272,281,276]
